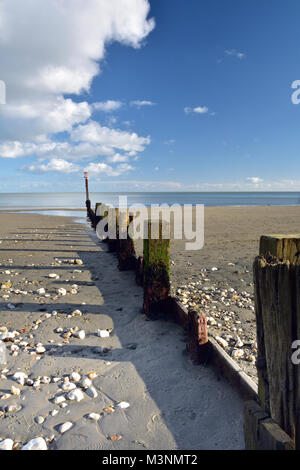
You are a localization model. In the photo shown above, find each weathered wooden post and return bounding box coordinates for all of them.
[143,220,170,317]
[118,212,136,271]
[107,208,119,252]
[188,310,209,365]
[244,234,300,450]
[84,171,92,217]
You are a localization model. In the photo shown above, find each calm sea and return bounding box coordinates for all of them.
[0,192,299,218]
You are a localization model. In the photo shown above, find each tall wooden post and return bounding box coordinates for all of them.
[251,234,300,448]
[118,212,136,271]
[84,171,92,218]
[143,220,170,317]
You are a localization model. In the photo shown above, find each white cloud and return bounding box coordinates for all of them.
[184,106,209,115]
[92,100,123,112]
[225,49,245,59]
[24,158,80,174]
[85,162,134,176]
[130,100,155,107]
[246,177,264,184]
[71,120,150,154]
[0,0,154,178]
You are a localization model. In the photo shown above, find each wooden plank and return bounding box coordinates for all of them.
[260,234,300,263]
[143,220,170,317]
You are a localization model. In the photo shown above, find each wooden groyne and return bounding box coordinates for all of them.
[87,202,299,450]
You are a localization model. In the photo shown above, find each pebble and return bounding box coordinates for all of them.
[22,437,47,451]
[87,413,100,421]
[57,288,67,296]
[11,385,21,396]
[0,439,14,450]
[36,288,46,295]
[62,382,76,392]
[70,372,81,383]
[13,372,28,385]
[80,377,92,389]
[35,416,45,424]
[74,330,85,340]
[215,336,228,348]
[54,396,66,404]
[67,389,84,402]
[98,329,110,338]
[116,401,130,409]
[59,422,73,434]
[36,345,46,354]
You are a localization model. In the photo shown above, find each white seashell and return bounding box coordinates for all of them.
[87,413,100,421]
[72,310,82,317]
[215,337,228,348]
[235,336,244,348]
[54,396,66,404]
[48,273,59,279]
[0,439,14,450]
[59,422,73,434]
[22,437,47,451]
[67,389,84,402]
[70,372,81,383]
[211,267,218,272]
[80,378,92,389]
[13,372,28,385]
[74,330,85,340]
[11,386,20,396]
[50,409,58,416]
[98,329,110,338]
[116,401,130,409]
[40,376,50,384]
[57,288,67,296]
[36,288,46,295]
[232,349,244,359]
[36,346,46,354]
[62,382,76,392]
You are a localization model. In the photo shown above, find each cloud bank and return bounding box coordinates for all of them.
[0,0,154,175]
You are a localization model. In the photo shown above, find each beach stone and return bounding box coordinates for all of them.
[80,378,92,389]
[116,401,130,409]
[54,396,66,404]
[70,372,81,383]
[57,288,67,296]
[59,422,73,434]
[35,416,45,424]
[0,439,14,450]
[36,288,46,295]
[67,389,84,402]
[87,413,100,421]
[62,382,76,392]
[13,372,27,385]
[22,437,47,450]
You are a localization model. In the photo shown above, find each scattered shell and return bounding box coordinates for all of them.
[72,310,82,317]
[62,382,76,392]
[80,377,92,389]
[57,288,67,296]
[11,386,21,396]
[110,435,122,441]
[35,416,45,424]
[54,396,66,404]
[22,437,47,451]
[74,330,85,340]
[116,401,130,409]
[98,329,110,338]
[36,288,46,295]
[87,413,100,421]
[232,349,244,359]
[67,389,84,402]
[0,439,14,450]
[13,372,28,385]
[215,337,228,348]
[59,422,73,434]
[70,372,81,383]
[36,345,46,354]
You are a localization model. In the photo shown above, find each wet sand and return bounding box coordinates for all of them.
[0,213,244,450]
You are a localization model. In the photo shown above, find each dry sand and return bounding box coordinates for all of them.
[0,212,244,450]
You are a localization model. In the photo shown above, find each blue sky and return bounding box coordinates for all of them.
[0,0,300,192]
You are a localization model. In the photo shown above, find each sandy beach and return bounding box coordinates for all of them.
[0,212,245,450]
[132,205,300,381]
